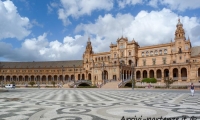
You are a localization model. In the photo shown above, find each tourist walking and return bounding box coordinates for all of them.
[190,83,195,96]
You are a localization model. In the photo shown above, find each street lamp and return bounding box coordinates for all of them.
[80,68,82,81]
[132,64,135,90]
[120,61,123,82]
[102,61,105,84]
[62,66,64,84]
[73,65,75,84]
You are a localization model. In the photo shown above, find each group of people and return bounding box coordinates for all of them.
[57,83,63,88]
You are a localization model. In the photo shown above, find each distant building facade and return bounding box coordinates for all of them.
[0,19,200,86]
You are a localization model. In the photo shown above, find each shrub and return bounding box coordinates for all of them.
[29,81,35,87]
[51,81,56,87]
[164,77,175,89]
[142,78,157,83]
[77,86,97,88]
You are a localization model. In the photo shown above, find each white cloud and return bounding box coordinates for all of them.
[76,8,200,53]
[0,0,31,40]
[148,0,200,11]
[0,33,87,61]
[58,0,113,26]
[117,0,143,8]
[31,19,43,28]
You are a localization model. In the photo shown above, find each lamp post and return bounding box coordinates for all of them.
[80,68,82,81]
[120,61,123,82]
[62,66,64,84]
[73,65,75,84]
[132,64,135,90]
[102,61,105,84]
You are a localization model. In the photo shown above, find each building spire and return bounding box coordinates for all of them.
[88,36,90,42]
[175,18,185,40]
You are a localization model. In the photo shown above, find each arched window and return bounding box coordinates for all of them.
[146,51,149,56]
[155,50,158,55]
[164,49,167,54]
[159,50,162,55]
[142,52,144,57]
[150,51,153,56]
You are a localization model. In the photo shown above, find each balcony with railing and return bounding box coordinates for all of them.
[181,77,187,80]
[156,78,162,80]
[173,77,178,80]
[136,78,141,80]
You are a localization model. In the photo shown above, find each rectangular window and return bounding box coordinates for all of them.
[152,60,156,65]
[143,60,146,66]
[173,61,176,64]
[129,52,131,56]
[163,59,166,64]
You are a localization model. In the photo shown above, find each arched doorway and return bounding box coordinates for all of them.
[88,73,91,80]
[149,70,154,78]
[113,75,116,80]
[136,71,141,80]
[25,76,29,84]
[164,69,169,78]
[173,68,178,80]
[65,75,69,81]
[78,74,81,80]
[42,75,46,84]
[71,75,74,80]
[82,74,85,80]
[156,69,162,79]
[54,75,57,83]
[31,75,34,81]
[19,76,23,84]
[128,60,132,66]
[13,76,17,82]
[102,70,108,80]
[181,68,187,80]
[198,68,200,77]
[143,70,147,78]
[48,75,52,84]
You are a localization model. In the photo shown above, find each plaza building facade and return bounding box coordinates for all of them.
[0,19,200,86]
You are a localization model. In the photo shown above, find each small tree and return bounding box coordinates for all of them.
[51,81,56,87]
[131,79,136,88]
[10,81,15,85]
[29,81,35,87]
[142,78,157,83]
[164,77,175,89]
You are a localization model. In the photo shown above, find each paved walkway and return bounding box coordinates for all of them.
[0,88,199,120]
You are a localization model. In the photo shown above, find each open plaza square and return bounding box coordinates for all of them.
[0,88,200,120]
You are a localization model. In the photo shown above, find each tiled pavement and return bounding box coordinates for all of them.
[0,88,199,120]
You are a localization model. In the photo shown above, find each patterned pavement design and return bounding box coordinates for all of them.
[0,89,199,120]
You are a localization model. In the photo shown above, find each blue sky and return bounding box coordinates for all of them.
[0,0,200,61]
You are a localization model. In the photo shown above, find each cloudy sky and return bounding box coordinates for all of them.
[0,0,200,62]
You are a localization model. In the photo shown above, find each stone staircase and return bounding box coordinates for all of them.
[101,81,121,89]
[62,81,74,88]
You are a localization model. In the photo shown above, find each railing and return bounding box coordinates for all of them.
[118,79,131,88]
[173,77,178,80]
[99,83,104,88]
[68,80,92,88]
[181,77,187,80]
[157,78,162,80]
[118,81,123,88]
[136,78,141,80]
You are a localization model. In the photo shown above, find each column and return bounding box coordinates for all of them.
[178,68,181,82]
[161,70,164,82]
